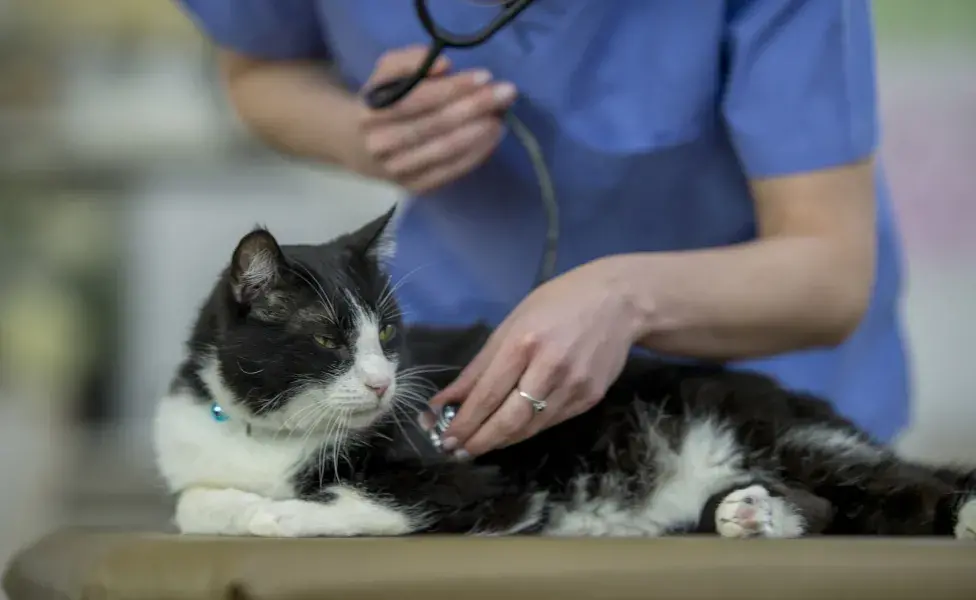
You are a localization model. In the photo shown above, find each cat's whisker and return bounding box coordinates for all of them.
[394,386,433,401]
[395,380,438,397]
[374,276,395,316]
[331,409,353,484]
[376,263,429,314]
[274,398,324,439]
[394,382,437,401]
[292,402,329,442]
[381,307,405,320]
[321,412,346,487]
[255,383,306,419]
[371,430,393,443]
[237,360,264,375]
[396,382,438,400]
[392,393,430,412]
[286,263,337,324]
[301,403,349,486]
[293,261,339,323]
[397,364,457,373]
[397,364,459,376]
[311,411,337,488]
[269,383,326,434]
[388,403,424,457]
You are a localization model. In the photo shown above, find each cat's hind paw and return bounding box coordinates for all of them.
[954,498,976,540]
[716,484,804,539]
[716,485,773,538]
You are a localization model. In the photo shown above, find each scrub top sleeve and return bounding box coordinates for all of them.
[176,0,330,60]
[721,0,880,179]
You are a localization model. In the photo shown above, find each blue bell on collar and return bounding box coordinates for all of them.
[210,401,229,422]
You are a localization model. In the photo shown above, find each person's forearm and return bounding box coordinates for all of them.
[218,52,366,170]
[601,237,874,361]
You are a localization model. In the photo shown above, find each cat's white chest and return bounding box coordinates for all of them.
[153,391,310,499]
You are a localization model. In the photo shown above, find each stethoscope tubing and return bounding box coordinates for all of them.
[363,0,558,287]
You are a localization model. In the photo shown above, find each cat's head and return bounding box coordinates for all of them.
[204,206,407,435]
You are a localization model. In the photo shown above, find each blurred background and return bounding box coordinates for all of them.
[0,0,973,579]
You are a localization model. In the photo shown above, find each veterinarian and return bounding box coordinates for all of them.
[179,1,909,456]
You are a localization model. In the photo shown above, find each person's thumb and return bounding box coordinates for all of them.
[368,44,450,86]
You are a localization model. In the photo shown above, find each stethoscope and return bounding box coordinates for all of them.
[364,0,558,289]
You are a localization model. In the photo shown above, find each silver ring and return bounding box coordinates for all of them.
[517,389,547,413]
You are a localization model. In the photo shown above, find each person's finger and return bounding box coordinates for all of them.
[460,355,563,456]
[384,118,501,178]
[439,333,534,446]
[503,386,577,448]
[400,125,504,193]
[402,137,497,194]
[459,387,536,458]
[368,82,515,158]
[364,69,494,126]
[428,321,510,413]
[367,45,451,86]
[428,313,523,413]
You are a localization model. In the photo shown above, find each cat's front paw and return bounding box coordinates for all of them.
[247,491,415,538]
[954,498,976,540]
[248,500,322,538]
[716,484,804,539]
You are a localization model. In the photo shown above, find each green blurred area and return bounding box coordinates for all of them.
[873,0,976,45]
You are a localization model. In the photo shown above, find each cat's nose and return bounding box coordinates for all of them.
[365,380,390,398]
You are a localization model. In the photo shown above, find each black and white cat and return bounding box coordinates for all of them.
[153,208,976,539]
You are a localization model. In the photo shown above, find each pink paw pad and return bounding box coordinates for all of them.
[715,484,774,538]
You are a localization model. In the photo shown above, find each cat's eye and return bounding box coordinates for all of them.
[313,334,338,349]
[378,324,397,343]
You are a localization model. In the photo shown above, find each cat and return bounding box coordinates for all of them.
[153,207,976,540]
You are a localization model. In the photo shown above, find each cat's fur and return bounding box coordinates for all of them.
[153,209,976,540]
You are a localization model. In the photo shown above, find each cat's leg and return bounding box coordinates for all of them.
[931,467,976,540]
[713,484,805,538]
[700,480,828,539]
[175,486,417,537]
[313,454,549,535]
[466,491,550,536]
[174,488,264,535]
[356,463,549,535]
[776,426,976,536]
[824,466,976,537]
[954,497,976,540]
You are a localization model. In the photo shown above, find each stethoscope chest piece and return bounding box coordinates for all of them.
[427,403,460,449]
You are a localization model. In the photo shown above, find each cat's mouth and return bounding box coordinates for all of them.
[347,405,382,417]
[342,401,389,421]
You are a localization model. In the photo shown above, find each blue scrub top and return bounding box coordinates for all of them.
[178,0,910,442]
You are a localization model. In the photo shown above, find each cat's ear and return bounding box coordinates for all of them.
[353,204,398,263]
[229,227,285,304]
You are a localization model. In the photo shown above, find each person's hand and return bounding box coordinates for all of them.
[351,46,517,194]
[427,259,643,458]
